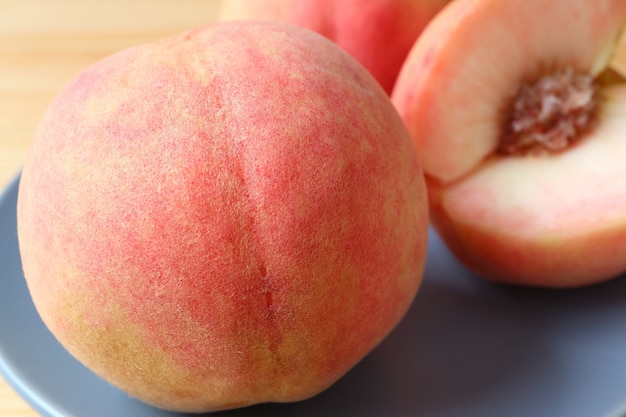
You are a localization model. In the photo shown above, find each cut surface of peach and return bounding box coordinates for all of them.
[393,0,626,182]
[392,0,626,286]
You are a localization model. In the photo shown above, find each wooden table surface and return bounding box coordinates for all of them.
[0,1,221,415]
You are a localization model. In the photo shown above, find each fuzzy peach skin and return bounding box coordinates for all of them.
[16,21,428,412]
[391,0,626,287]
[218,0,451,95]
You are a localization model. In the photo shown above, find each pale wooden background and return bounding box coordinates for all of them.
[0,1,222,414]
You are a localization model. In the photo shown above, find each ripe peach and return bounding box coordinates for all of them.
[218,0,451,94]
[17,21,428,412]
[391,0,626,287]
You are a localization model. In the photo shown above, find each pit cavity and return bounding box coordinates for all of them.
[498,67,600,156]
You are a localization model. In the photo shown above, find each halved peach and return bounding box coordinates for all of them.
[392,0,626,287]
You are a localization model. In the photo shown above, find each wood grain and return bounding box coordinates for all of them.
[0,1,221,415]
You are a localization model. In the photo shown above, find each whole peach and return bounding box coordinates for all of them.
[219,0,451,94]
[17,21,428,412]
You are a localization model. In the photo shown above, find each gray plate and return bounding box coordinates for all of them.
[2,172,626,417]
